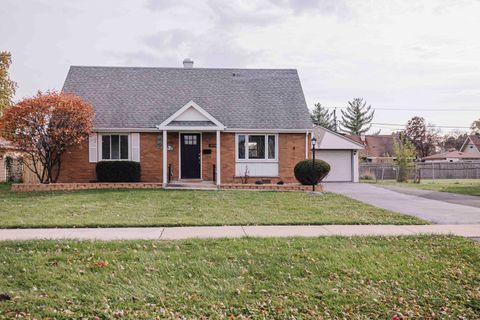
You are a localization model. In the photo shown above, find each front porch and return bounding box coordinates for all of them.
[161,130,221,187]
[157,100,225,187]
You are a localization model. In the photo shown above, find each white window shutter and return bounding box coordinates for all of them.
[131,133,140,162]
[88,133,98,163]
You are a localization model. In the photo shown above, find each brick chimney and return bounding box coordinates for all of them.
[183,58,194,68]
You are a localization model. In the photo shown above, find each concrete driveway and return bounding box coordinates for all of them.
[325,183,480,224]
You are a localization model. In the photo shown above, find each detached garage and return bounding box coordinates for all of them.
[313,127,364,182]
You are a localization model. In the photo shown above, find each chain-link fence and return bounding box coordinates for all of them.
[360,162,480,181]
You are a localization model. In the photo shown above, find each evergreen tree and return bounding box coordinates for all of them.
[339,98,375,135]
[310,103,335,130]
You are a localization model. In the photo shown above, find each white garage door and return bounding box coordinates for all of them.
[315,150,352,182]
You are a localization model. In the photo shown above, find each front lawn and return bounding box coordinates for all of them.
[363,179,480,196]
[0,183,424,228]
[0,236,478,319]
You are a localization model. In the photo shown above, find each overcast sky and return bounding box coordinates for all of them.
[1,0,479,133]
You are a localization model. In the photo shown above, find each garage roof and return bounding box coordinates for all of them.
[313,127,364,150]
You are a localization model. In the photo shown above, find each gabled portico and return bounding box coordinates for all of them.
[156,101,225,187]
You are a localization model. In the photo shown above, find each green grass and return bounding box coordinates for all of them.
[363,179,480,196]
[0,183,424,228]
[0,237,478,319]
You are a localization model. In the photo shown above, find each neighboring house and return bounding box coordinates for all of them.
[460,134,480,153]
[313,127,364,182]
[0,138,9,182]
[60,59,318,185]
[0,138,18,182]
[422,150,480,163]
[346,134,398,163]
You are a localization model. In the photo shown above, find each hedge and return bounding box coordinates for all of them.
[96,161,141,182]
[294,159,331,185]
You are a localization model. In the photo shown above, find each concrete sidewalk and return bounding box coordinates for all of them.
[0,224,479,241]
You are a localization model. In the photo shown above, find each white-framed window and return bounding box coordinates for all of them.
[236,134,278,161]
[101,134,130,160]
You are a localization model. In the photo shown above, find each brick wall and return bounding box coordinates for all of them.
[220,132,309,184]
[220,133,236,183]
[140,132,175,182]
[279,133,309,183]
[201,132,217,181]
[57,131,309,184]
[57,140,96,183]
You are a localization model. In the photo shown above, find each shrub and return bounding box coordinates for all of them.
[360,171,376,180]
[294,159,331,185]
[96,161,141,182]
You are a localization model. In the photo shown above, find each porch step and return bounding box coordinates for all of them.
[165,181,218,190]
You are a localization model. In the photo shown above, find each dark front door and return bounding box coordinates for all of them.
[181,133,201,179]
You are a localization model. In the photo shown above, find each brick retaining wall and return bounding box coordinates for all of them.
[11,183,164,192]
[12,182,322,192]
[220,183,321,192]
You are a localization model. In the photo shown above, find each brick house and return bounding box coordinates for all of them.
[347,134,399,163]
[60,59,314,186]
[0,137,22,182]
[460,134,480,154]
[0,138,12,182]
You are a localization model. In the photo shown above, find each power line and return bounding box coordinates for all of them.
[371,122,471,129]
[330,107,479,112]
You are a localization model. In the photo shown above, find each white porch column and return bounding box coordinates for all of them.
[305,132,309,159]
[162,130,168,186]
[352,150,360,183]
[216,130,221,185]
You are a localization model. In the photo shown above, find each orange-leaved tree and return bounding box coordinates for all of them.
[0,91,93,183]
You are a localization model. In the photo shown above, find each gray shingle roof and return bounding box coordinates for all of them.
[62,66,313,130]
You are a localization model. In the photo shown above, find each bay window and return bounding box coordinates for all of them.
[237,134,277,161]
[101,134,129,160]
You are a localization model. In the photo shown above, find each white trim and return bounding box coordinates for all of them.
[216,130,221,185]
[305,132,309,159]
[157,101,225,130]
[98,133,131,161]
[93,127,312,133]
[162,130,167,186]
[88,133,98,163]
[235,133,279,162]
[179,132,203,180]
[94,127,159,133]
[460,136,470,151]
[130,133,140,162]
[352,150,359,182]
[235,162,279,177]
[227,128,311,133]
[162,126,222,131]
